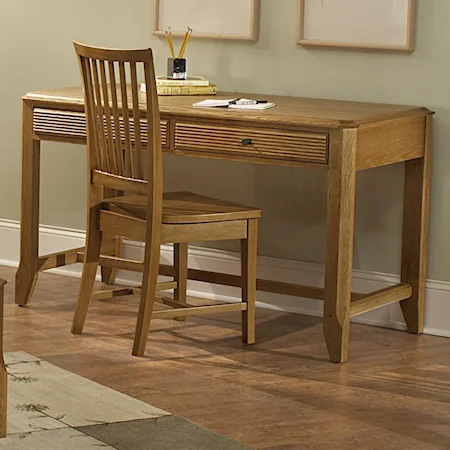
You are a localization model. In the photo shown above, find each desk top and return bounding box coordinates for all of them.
[24,86,433,129]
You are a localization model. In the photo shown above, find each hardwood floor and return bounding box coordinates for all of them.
[1,265,450,449]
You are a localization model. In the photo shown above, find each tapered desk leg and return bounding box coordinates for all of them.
[400,116,432,333]
[0,280,7,438]
[323,129,357,363]
[15,101,40,307]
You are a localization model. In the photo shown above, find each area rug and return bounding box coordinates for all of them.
[1,352,252,449]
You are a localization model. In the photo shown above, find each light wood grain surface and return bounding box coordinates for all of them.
[4,265,450,449]
[24,86,431,128]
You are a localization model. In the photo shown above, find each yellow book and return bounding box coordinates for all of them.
[157,84,218,96]
[156,76,210,86]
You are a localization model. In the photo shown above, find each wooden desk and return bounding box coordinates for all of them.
[15,87,433,363]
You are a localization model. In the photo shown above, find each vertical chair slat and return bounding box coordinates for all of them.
[80,58,102,170]
[99,60,118,175]
[92,60,110,172]
[87,59,105,171]
[108,61,124,176]
[119,62,134,178]
[130,62,143,179]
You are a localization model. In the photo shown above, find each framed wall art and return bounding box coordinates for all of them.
[297,0,416,52]
[153,0,260,41]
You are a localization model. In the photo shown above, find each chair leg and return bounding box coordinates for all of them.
[101,188,123,285]
[241,219,258,344]
[132,235,161,357]
[174,243,188,322]
[101,234,122,285]
[72,202,102,334]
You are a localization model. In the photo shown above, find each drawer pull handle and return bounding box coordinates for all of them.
[241,138,253,146]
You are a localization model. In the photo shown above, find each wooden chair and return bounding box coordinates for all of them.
[72,42,262,357]
[0,278,6,438]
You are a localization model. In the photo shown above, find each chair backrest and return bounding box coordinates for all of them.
[73,41,163,203]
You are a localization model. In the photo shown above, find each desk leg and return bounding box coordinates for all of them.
[15,101,40,306]
[324,129,357,363]
[400,116,432,333]
[0,282,7,438]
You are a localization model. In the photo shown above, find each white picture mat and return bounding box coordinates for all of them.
[155,0,257,40]
[302,0,411,46]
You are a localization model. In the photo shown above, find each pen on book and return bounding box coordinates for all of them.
[245,100,268,105]
[179,27,192,59]
[166,28,175,58]
[230,99,268,105]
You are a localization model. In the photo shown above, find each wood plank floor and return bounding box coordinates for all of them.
[1,265,450,449]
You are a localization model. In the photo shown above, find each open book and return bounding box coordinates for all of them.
[193,98,276,110]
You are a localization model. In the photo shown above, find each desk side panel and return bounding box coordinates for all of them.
[356,116,426,171]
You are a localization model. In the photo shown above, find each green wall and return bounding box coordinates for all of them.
[0,0,447,280]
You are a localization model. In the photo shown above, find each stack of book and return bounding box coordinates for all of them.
[141,76,217,96]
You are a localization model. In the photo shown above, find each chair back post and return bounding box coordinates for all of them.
[142,52,163,255]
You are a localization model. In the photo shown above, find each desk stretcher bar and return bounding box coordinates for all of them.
[37,247,414,318]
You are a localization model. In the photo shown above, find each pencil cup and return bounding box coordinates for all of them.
[167,58,187,80]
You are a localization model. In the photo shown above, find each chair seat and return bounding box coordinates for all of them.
[103,191,262,224]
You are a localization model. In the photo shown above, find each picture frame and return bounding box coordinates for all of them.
[153,0,260,41]
[297,0,416,52]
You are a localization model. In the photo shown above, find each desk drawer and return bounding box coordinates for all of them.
[174,122,329,165]
[33,108,168,148]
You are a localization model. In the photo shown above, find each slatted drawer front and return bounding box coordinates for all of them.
[33,108,168,147]
[175,122,329,165]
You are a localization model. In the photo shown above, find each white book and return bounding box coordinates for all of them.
[193,98,276,110]
[192,98,238,108]
[229,102,275,110]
